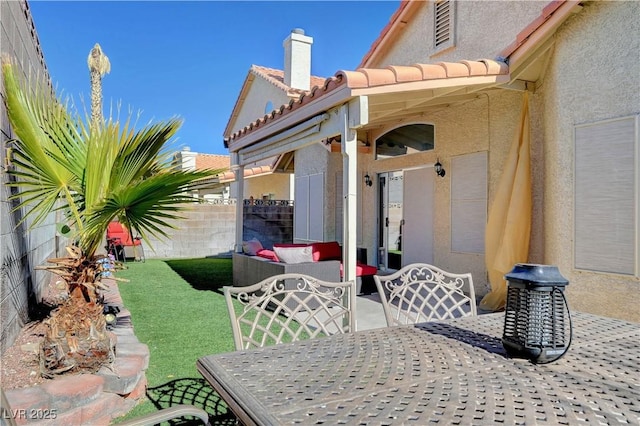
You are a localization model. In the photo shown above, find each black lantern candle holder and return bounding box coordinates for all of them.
[502,263,572,364]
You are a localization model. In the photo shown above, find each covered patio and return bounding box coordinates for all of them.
[226,58,514,285]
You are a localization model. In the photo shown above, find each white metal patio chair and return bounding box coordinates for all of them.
[224,273,356,350]
[374,263,477,326]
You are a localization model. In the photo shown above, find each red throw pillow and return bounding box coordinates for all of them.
[256,249,279,262]
[311,241,342,262]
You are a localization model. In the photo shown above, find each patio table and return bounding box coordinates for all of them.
[197,311,639,425]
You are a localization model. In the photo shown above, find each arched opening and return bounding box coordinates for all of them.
[375,123,435,159]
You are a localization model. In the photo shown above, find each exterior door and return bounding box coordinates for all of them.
[402,167,434,265]
[378,167,434,270]
[378,171,403,270]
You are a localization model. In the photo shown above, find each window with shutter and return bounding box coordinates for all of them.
[451,152,487,253]
[294,173,324,242]
[574,116,638,276]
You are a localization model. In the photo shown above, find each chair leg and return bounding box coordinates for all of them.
[110,244,124,262]
[132,244,145,262]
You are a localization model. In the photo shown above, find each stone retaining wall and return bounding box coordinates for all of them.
[3,279,149,425]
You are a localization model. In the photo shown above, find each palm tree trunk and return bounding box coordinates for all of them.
[90,69,103,126]
[87,43,110,131]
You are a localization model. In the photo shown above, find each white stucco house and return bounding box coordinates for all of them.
[224,0,639,322]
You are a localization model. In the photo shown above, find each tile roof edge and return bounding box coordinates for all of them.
[223,67,258,143]
[499,0,577,60]
[359,0,418,68]
[251,65,292,93]
[227,59,508,145]
[223,65,328,148]
[218,165,274,183]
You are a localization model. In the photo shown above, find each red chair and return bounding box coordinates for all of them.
[106,221,145,262]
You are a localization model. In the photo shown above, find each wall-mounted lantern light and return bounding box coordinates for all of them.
[434,159,446,177]
[364,173,373,187]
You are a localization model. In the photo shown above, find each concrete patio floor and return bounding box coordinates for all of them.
[355,293,387,330]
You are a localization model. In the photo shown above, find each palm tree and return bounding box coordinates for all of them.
[87,43,110,129]
[2,59,221,376]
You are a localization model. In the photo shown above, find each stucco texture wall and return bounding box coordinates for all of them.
[231,75,292,134]
[244,173,292,201]
[358,90,525,298]
[373,1,546,67]
[537,1,640,322]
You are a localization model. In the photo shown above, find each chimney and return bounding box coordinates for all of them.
[283,28,313,91]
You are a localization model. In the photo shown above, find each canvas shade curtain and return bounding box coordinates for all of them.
[479,92,532,311]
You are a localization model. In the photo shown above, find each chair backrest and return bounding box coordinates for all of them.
[106,222,140,247]
[224,273,356,350]
[374,263,477,326]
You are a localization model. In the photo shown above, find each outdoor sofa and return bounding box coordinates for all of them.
[232,240,377,294]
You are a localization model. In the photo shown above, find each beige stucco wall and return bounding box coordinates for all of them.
[244,173,292,201]
[231,75,296,203]
[356,0,639,321]
[358,90,525,297]
[535,1,640,322]
[372,1,546,67]
[231,76,292,135]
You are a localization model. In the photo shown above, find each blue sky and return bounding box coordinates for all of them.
[29,1,400,155]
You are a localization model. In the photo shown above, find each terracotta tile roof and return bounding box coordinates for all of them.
[195,154,230,171]
[218,165,274,183]
[252,65,326,96]
[223,65,327,141]
[500,1,568,59]
[224,0,582,149]
[226,59,508,145]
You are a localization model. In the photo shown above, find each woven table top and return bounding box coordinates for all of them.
[197,312,639,425]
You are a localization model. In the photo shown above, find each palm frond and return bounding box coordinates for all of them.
[3,59,222,257]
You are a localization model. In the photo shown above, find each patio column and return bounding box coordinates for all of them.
[341,104,358,283]
[231,153,244,253]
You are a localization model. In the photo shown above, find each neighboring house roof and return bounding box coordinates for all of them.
[188,153,279,184]
[225,0,582,150]
[195,153,230,171]
[223,64,326,139]
[218,157,281,183]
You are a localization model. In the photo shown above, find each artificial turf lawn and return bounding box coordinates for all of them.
[112,258,236,424]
